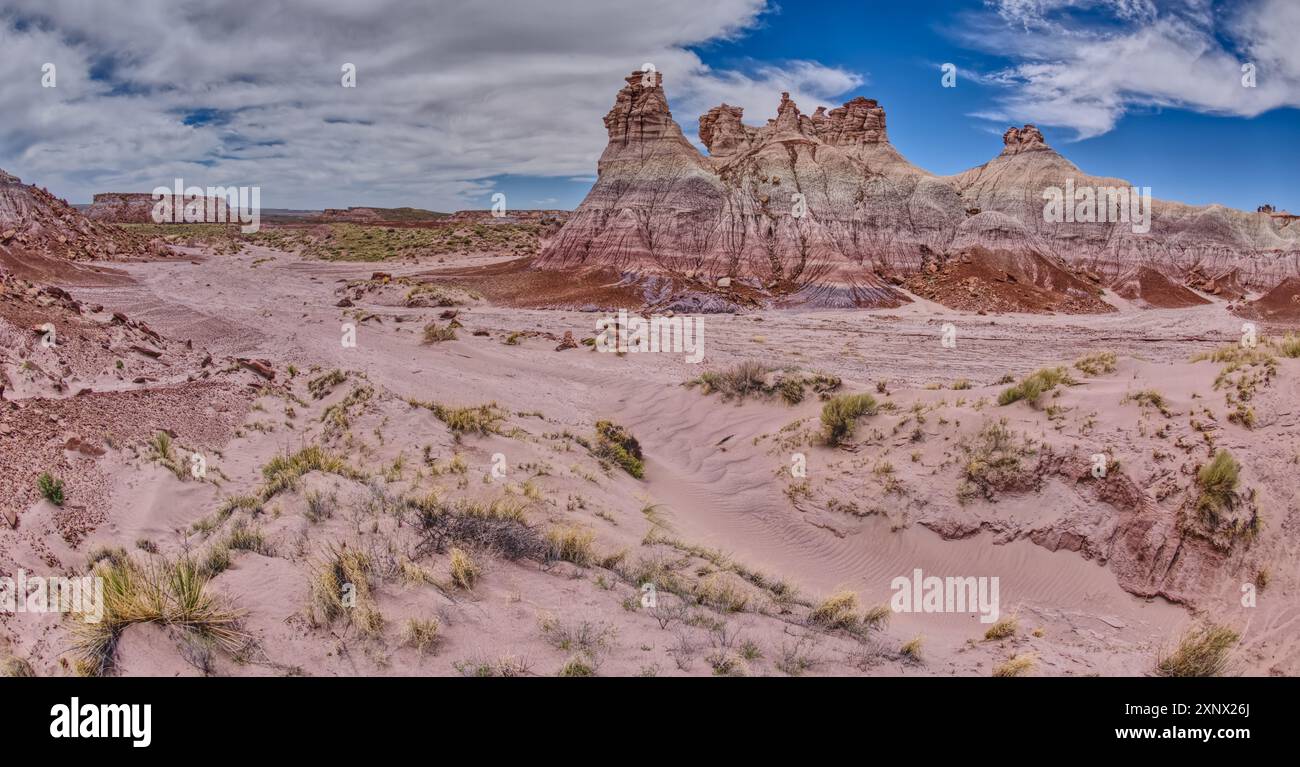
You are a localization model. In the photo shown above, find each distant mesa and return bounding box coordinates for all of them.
[538,70,1300,312]
[86,192,231,224]
[314,206,448,224]
[444,209,570,225]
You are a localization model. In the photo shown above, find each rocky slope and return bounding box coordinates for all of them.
[539,72,1300,310]
[1,172,158,272]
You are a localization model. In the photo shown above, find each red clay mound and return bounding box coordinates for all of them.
[413,257,652,311]
[1111,266,1211,308]
[0,247,132,287]
[903,245,1113,314]
[1184,265,1246,301]
[1233,276,1300,323]
[419,256,894,313]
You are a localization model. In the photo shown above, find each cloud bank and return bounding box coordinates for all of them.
[966,0,1300,138]
[0,0,861,209]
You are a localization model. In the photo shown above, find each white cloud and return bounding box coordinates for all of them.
[966,0,1300,138]
[0,0,862,209]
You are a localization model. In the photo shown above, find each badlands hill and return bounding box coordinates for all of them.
[1,171,158,282]
[539,72,1300,311]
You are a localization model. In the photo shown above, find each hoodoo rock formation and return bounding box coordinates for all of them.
[539,71,1300,311]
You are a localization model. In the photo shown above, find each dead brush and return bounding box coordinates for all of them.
[538,613,617,656]
[957,418,1040,503]
[414,502,547,561]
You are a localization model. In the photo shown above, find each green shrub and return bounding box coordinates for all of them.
[820,393,878,445]
[1194,450,1240,524]
[997,367,1072,406]
[37,473,64,506]
[591,420,644,478]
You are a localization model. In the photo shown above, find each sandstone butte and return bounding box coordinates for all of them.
[538,71,1300,311]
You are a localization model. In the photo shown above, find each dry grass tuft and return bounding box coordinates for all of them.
[73,555,247,676]
[983,615,1018,640]
[449,547,480,590]
[1156,623,1238,677]
[545,526,596,566]
[401,618,441,655]
[1074,350,1117,376]
[992,653,1036,677]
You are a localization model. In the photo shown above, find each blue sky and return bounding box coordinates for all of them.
[1,0,1296,213]
[489,0,1300,213]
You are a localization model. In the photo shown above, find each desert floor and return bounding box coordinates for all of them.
[3,243,1297,677]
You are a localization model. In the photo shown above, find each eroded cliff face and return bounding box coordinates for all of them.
[539,72,1300,308]
[948,129,1300,290]
[85,193,159,224]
